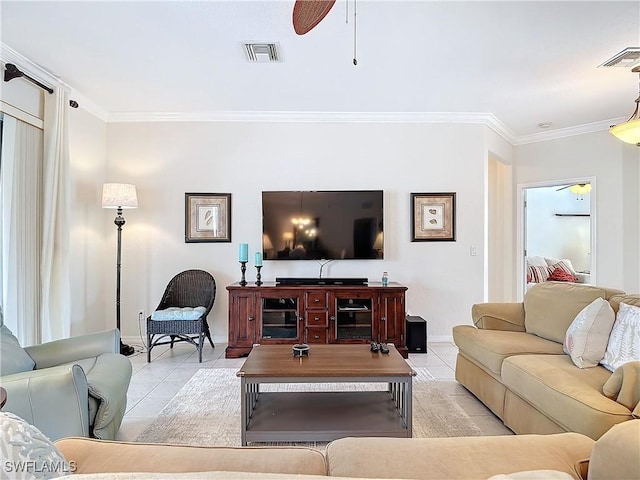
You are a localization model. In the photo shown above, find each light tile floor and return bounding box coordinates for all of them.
[117,342,513,442]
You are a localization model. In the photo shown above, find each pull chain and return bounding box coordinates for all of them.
[353,0,358,65]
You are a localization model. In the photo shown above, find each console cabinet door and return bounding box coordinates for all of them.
[228,290,257,348]
[258,292,303,344]
[379,291,405,347]
[329,291,377,343]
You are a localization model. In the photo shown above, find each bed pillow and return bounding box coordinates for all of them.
[0,325,35,376]
[563,297,615,368]
[548,267,577,283]
[527,265,552,283]
[601,302,640,372]
[545,257,578,275]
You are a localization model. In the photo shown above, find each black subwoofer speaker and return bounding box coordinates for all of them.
[406,315,427,353]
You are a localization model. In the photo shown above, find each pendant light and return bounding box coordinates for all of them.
[610,66,640,146]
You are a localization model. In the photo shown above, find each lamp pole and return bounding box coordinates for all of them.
[114,207,134,356]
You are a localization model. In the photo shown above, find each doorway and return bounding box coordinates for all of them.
[517,178,596,299]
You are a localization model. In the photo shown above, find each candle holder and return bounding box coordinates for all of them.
[239,261,248,286]
[255,266,263,286]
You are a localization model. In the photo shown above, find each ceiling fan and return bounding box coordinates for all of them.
[556,184,592,198]
[292,0,337,35]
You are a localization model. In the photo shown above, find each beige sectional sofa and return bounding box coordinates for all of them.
[453,282,640,440]
[55,420,639,479]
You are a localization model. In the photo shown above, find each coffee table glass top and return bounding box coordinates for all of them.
[237,344,414,378]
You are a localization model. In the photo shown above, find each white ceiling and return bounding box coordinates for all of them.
[1,1,639,142]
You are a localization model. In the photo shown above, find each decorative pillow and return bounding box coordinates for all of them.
[548,267,577,283]
[0,325,35,376]
[545,257,578,275]
[601,302,640,372]
[0,411,72,478]
[563,298,615,368]
[527,265,552,283]
[150,306,207,321]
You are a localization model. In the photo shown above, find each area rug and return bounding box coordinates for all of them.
[135,368,481,446]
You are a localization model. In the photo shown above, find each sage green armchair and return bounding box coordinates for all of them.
[0,328,132,441]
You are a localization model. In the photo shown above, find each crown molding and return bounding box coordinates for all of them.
[0,42,108,121]
[513,117,625,145]
[108,110,519,142]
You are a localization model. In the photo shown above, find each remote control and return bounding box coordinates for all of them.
[380,343,389,354]
[370,341,380,352]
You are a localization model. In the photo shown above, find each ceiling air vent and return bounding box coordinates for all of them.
[243,43,280,63]
[599,47,640,68]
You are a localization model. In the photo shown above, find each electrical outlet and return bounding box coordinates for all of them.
[138,309,145,322]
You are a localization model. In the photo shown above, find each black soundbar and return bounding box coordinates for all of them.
[276,277,368,286]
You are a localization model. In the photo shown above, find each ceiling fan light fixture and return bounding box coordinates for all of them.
[610,66,640,146]
[569,184,591,195]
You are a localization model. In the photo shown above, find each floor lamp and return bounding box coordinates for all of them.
[102,183,138,356]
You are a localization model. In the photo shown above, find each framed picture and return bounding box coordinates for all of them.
[185,193,231,243]
[411,192,456,242]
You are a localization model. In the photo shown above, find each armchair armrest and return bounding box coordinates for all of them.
[0,364,89,440]
[24,329,120,369]
[472,302,526,331]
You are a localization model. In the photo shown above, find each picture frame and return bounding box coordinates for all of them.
[185,193,231,243]
[411,192,456,242]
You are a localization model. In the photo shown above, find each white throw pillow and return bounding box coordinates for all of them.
[0,411,72,478]
[601,302,640,372]
[563,297,615,368]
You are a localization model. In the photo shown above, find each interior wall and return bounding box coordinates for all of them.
[104,121,488,343]
[485,128,515,302]
[515,130,638,292]
[68,107,108,335]
[525,185,591,271]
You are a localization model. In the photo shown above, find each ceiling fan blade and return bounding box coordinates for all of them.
[292,0,337,35]
[556,185,571,191]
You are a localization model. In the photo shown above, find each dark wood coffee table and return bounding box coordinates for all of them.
[237,344,415,445]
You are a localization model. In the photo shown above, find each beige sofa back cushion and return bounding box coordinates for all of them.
[609,294,640,312]
[587,419,640,480]
[524,283,624,344]
[55,438,327,476]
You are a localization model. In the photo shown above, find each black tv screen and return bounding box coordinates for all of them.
[262,191,383,260]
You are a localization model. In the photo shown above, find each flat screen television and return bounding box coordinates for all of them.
[262,190,383,260]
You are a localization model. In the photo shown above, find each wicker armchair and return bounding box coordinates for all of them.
[147,269,216,363]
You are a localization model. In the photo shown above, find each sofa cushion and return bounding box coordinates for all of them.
[524,283,623,344]
[600,302,640,372]
[501,355,632,440]
[55,438,328,476]
[453,325,563,376]
[0,325,36,376]
[608,293,640,313]
[563,298,615,368]
[327,434,594,480]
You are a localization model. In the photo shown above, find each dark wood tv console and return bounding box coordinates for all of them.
[226,282,408,358]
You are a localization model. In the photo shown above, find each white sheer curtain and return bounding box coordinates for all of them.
[40,88,71,342]
[1,114,43,345]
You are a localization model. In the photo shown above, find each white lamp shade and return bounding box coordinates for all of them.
[610,118,640,146]
[102,183,138,209]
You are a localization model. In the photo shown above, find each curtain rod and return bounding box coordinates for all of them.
[3,63,79,108]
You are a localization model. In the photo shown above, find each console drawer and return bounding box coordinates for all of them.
[305,310,329,327]
[306,327,327,343]
[306,292,327,309]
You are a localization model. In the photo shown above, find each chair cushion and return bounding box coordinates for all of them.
[151,307,207,321]
[0,325,35,376]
